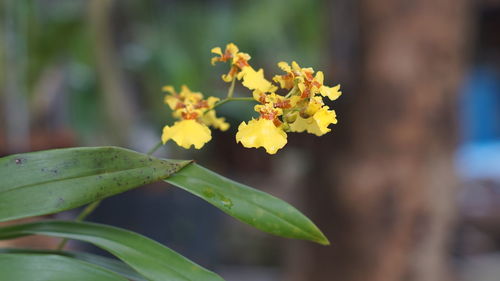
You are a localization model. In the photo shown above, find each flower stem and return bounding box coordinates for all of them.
[285,85,299,99]
[227,77,236,99]
[211,97,255,111]
[146,141,163,155]
[56,200,102,250]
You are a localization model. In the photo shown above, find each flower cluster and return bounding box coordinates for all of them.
[161,85,228,149]
[161,43,341,154]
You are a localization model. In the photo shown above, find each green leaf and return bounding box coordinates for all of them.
[0,220,225,281]
[0,146,190,222]
[165,164,330,245]
[0,253,129,281]
[0,248,147,281]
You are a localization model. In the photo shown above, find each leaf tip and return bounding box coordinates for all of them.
[312,230,330,246]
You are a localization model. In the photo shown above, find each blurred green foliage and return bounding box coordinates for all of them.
[2,0,326,144]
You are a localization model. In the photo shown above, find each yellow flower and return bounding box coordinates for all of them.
[163,85,205,111]
[289,107,337,136]
[236,118,287,154]
[161,84,228,150]
[211,43,240,65]
[202,110,230,131]
[211,43,251,82]
[162,119,212,149]
[273,61,312,90]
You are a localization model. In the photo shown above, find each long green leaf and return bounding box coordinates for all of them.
[0,220,225,281]
[0,253,128,281]
[165,164,329,245]
[0,248,147,281]
[0,146,190,222]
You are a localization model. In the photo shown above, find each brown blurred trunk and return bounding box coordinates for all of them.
[286,1,469,281]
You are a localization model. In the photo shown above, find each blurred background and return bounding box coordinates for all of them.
[1,0,500,280]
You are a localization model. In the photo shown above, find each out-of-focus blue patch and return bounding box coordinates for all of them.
[456,65,500,181]
[456,142,500,181]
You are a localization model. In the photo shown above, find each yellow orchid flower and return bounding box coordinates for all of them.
[211,43,251,82]
[161,85,228,150]
[162,119,212,149]
[160,44,343,154]
[236,118,287,154]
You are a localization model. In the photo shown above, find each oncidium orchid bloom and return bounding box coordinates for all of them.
[161,43,342,154]
[161,85,228,149]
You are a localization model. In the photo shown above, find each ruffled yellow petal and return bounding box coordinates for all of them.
[272,75,293,90]
[291,61,302,73]
[180,85,203,101]
[239,67,276,93]
[289,107,337,136]
[164,95,179,110]
[202,110,230,131]
[304,96,324,116]
[288,114,311,134]
[226,43,239,55]
[236,118,287,154]
[315,71,324,84]
[277,61,291,72]
[320,84,342,101]
[211,47,222,55]
[162,120,212,149]
[206,96,220,108]
[162,85,176,94]
[210,47,223,65]
[311,107,337,135]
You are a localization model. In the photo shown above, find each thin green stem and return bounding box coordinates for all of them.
[146,141,163,155]
[285,85,299,99]
[210,97,255,112]
[227,78,236,98]
[56,200,102,250]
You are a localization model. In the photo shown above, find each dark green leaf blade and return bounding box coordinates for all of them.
[165,164,329,245]
[0,146,190,222]
[0,248,147,281]
[0,253,129,281]
[0,220,225,281]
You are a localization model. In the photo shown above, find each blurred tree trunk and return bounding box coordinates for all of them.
[286,1,469,281]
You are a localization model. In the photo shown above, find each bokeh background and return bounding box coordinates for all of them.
[1,0,500,281]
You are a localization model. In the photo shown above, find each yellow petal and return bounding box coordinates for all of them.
[236,118,287,154]
[164,95,179,110]
[277,61,291,72]
[240,67,276,93]
[226,43,239,55]
[162,85,176,94]
[162,120,212,149]
[273,75,288,89]
[311,107,337,135]
[291,61,301,72]
[202,110,230,131]
[288,115,312,134]
[222,73,234,82]
[206,96,220,108]
[315,71,324,84]
[289,107,337,136]
[211,57,220,66]
[304,96,323,116]
[211,47,222,55]
[320,84,342,101]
